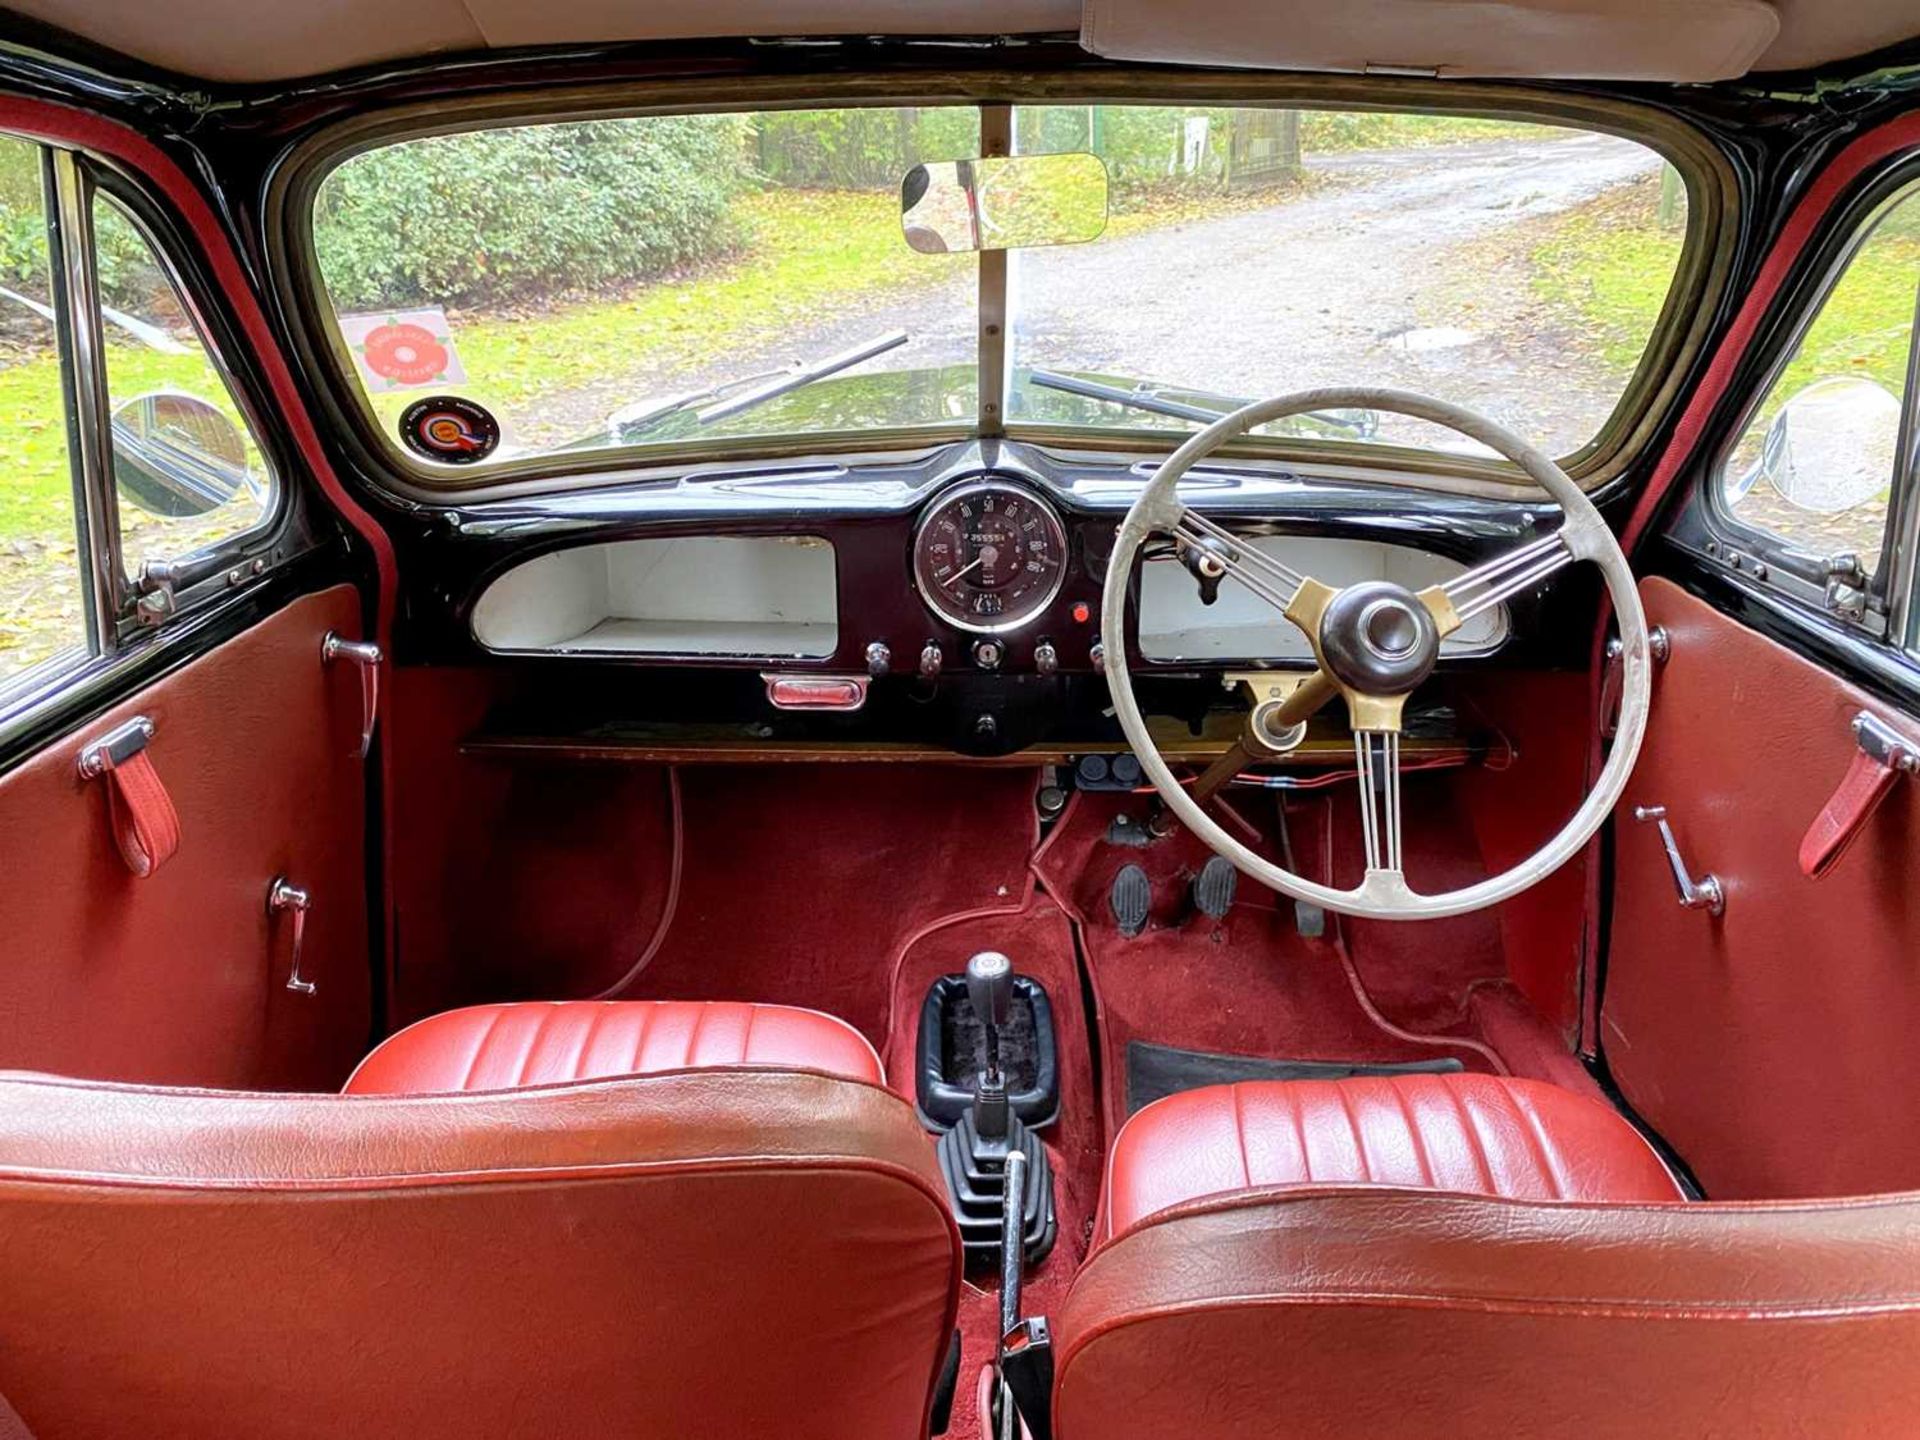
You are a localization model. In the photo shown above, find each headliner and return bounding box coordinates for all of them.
[0,0,1914,87]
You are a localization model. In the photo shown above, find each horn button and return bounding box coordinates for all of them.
[1317,580,1439,696]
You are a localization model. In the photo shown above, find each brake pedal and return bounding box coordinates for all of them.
[1192,855,1237,922]
[1110,863,1151,938]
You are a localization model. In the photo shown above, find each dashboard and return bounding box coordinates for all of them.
[410,440,1577,755]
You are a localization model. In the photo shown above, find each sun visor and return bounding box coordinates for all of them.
[1080,0,1782,82]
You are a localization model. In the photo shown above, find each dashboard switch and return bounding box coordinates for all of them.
[1089,641,1106,675]
[919,642,944,679]
[1034,640,1059,676]
[865,641,892,678]
[973,639,1004,671]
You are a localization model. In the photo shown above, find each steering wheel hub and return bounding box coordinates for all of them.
[1318,581,1439,696]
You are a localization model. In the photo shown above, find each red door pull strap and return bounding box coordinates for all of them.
[77,715,181,878]
[1799,711,1916,879]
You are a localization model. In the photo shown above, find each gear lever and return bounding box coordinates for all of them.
[967,951,1014,1139]
[936,951,1057,1266]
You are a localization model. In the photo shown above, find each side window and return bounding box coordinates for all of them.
[1718,179,1919,587]
[0,137,89,693]
[93,191,275,590]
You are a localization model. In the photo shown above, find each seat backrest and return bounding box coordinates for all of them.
[1056,1187,1920,1439]
[0,1069,960,1439]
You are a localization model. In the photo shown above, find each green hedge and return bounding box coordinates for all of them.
[313,115,750,311]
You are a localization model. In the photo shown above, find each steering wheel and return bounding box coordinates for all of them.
[1100,387,1653,922]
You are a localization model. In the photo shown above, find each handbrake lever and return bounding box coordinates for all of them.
[994,1147,1054,1440]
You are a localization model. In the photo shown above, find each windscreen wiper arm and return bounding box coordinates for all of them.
[1029,368,1378,440]
[697,330,910,424]
[1029,368,1240,424]
[605,331,910,440]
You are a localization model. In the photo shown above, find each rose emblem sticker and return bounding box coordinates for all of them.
[340,307,467,392]
[400,396,500,465]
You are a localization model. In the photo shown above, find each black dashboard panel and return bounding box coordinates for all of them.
[399,439,1583,679]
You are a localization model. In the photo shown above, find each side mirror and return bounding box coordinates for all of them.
[1749,377,1902,514]
[110,392,253,518]
[901,152,1109,256]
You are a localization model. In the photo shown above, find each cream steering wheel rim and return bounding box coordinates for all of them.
[1099,387,1652,922]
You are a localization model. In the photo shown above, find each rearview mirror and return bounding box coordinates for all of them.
[1750,377,1902,514]
[110,392,253,518]
[901,152,1109,255]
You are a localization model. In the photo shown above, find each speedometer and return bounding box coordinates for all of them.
[912,479,1069,633]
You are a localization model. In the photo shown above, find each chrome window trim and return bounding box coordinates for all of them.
[49,147,124,652]
[1887,277,1920,654]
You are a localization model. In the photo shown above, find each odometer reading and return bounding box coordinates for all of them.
[912,479,1069,634]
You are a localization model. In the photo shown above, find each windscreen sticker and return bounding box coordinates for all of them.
[341,308,467,392]
[399,395,500,465]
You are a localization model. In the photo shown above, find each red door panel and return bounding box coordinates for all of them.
[0,587,371,1091]
[1604,576,1920,1198]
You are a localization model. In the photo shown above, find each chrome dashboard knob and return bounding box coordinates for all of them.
[919,642,944,678]
[1034,640,1059,676]
[865,641,891,678]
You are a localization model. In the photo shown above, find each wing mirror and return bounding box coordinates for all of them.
[900,152,1109,255]
[110,392,255,518]
[1743,376,1903,514]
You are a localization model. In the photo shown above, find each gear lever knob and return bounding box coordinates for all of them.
[966,951,1015,1029]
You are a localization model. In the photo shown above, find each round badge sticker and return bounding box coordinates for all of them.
[400,396,500,465]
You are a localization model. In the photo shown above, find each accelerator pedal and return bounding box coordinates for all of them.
[1192,855,1237,922]
[1110,863,1151,938]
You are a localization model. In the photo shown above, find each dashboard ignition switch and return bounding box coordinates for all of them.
[973,639,1004,671]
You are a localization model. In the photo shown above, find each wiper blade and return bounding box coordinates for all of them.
[1028,368,1379,441]
[698,330,910,425]
[604,331,910,442]
[1029,368,1239,424]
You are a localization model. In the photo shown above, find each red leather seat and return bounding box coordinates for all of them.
[0,1065,960,1438]
[1058,1074,1920,1439]
[1099,1073,1684,1239]
[344,1000,884,1094]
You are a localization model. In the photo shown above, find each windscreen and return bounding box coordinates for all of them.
[310,103,1689,476]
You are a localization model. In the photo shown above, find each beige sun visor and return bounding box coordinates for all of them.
[1081,0,1781,83]
[6,0,1920,82]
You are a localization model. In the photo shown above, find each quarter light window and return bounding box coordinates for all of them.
[1717,179,1920,582]
[95,193,276,589]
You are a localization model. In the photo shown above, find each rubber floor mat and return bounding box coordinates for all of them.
[1126,1040,1463,1114]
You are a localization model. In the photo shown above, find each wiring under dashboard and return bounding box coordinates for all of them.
[592,764,684,1000]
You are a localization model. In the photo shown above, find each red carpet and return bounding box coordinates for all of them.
[396,760,1589,1437]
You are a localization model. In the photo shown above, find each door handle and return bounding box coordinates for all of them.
[268,877,315,995]
[1632,805,1725,916]
[323,632,382,759]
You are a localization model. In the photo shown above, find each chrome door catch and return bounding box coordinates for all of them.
[1853,711,1920,774]
[322,631,382,759]
[1632,805,1725,917]
[268,877,315,995]
[1601,625,1669,739]
[76,714,155,778]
